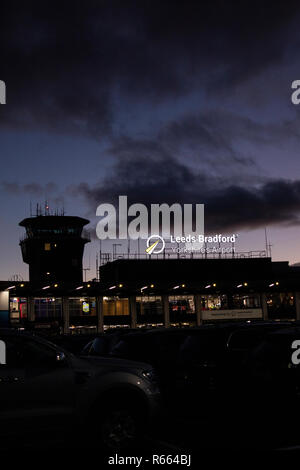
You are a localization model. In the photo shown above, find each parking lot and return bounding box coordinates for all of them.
[1,322,300,461]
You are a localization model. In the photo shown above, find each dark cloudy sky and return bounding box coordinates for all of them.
[1,0,300,280]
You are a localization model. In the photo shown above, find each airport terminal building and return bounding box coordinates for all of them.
[1,213,300,333]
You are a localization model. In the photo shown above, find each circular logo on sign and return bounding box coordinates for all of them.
[145,235,165,255]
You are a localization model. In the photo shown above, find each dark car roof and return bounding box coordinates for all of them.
[0,328,72,353]
[0,328,19,335]
[104,328,142,335]
[269,326,300,334]
[106,322,294,345]
[263,326,300,342]
[0,328,37,337]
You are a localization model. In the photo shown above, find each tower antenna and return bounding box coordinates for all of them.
[96,252,99,281]
[264,227,269,257]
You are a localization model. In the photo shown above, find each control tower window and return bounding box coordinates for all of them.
[44,243,51,251]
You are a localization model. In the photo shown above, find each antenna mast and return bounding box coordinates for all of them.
[264,227,268,257]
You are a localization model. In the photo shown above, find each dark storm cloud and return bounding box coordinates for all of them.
[161,109,300,150]
[1,0,300,136]
[107,107,300,173]
[2,0,300,236]
[106,109,261,172]
[69,154,300,233]
[157,111,260,167]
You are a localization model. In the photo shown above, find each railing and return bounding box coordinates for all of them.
[99,250,268,266]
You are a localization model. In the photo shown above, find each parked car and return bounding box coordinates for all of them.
[244,326,300,400]
[81,328,142,357]
[104,322,294,413]
[107,328,199,408]
[0,329,160,450]
[46,333,98,354]
[177,322,294,405]
[231,326,300,447]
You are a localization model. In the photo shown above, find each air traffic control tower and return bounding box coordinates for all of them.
[19,208,90,283]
